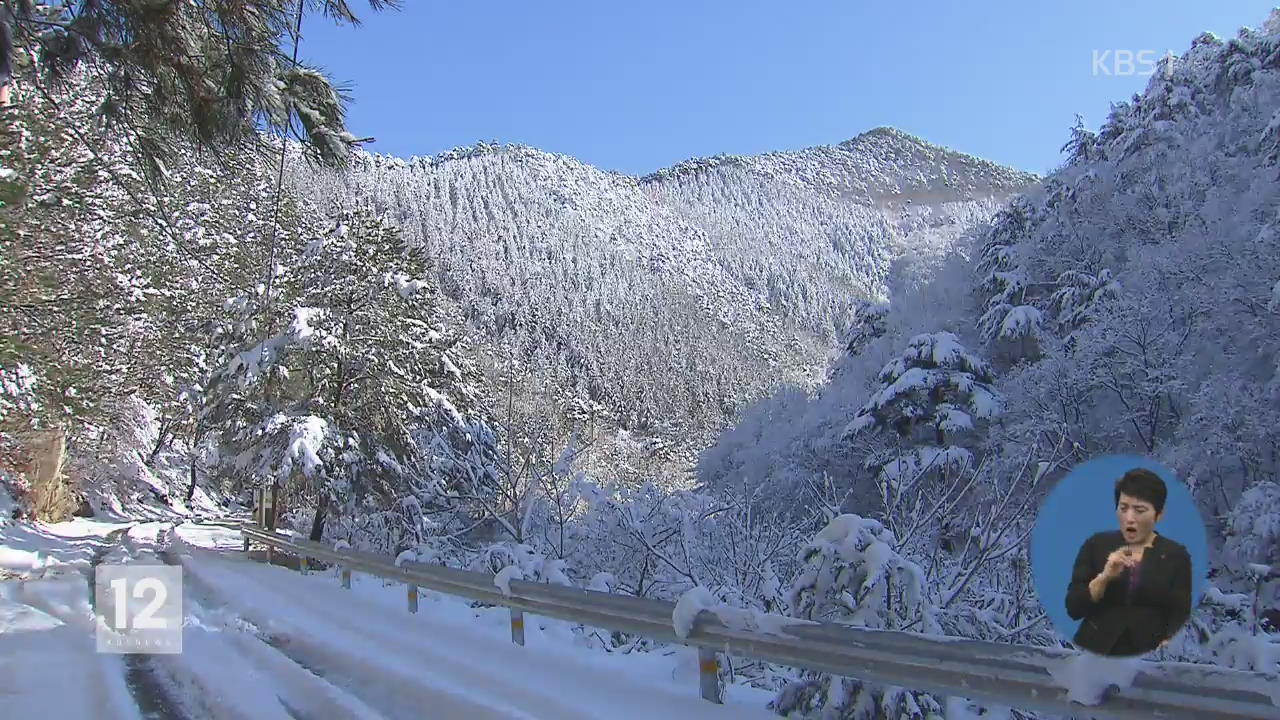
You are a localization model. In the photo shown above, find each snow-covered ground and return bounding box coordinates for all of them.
[171,522,775,719]
[0,518,143,718]
[0,518,775,719]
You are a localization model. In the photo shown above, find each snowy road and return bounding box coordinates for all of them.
[0,519,775,719]
[1,522,161,719]
[171,522,775,719]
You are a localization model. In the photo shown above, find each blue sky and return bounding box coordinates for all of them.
[299,1,1278,176]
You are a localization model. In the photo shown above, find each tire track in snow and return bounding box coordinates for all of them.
[180,546,572,720]
[4,526,138,719]
[162,539,387,720]
[172,526,771,720]
[118,525,385,720]
[98,525,194,720]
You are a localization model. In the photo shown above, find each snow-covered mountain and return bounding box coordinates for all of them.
[289,128,1037,461]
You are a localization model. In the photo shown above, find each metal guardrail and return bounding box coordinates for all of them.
[237,524,1280,720]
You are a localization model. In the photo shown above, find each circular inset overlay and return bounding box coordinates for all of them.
[1030,454,1209,656]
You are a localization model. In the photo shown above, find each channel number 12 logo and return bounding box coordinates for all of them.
[94,564,184,654]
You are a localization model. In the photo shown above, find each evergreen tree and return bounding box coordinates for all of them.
[1061,114,1102,166]
[839,299,888,357]
[843,332,999,483]
[975,201,1043,364]
[202,206,491,547]
[772,513,943,719]
[5,0,396,172]
[0,77,156,431]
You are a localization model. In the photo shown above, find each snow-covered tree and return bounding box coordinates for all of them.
[1224,482,1280,571]
[839,299,889,357]
[842,332,1000,518]
[1061,114,1103,166]
[772,513,943,719]
[7,0,394,172]
[975,201,1042,364]
[845,332,998,444]
[202,206,490,548]
[0,79,148,431]
[0,40,350,517]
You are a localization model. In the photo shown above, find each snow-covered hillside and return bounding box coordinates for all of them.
[288,128,1036,459]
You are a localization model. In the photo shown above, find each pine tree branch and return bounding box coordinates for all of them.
[20,66,245,292]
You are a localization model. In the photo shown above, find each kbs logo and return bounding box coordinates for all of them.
[1092,49,1176,78]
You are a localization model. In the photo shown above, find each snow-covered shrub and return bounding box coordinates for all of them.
[1224,482,1280,570]
[772,513,943,719]
[0,363,38,428]
[473,542,574,587]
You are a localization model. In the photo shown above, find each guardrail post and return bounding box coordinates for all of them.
[698,647,723,704]
[341,568,351,589]
[265,485,278,531]
[510,609,525,646]
[408,585,418,613]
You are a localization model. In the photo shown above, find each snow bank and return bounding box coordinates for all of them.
[709,606,814,638]
[395,549,416,567]
[0,546,46,575]
[0,590,63,633]
[673,586,717,640]
[494,565,524,596]
[587,572,616,592]
[1045,653,1142,705]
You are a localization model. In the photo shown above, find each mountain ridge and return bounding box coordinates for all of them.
[359,126,1039,201]
[641,125,1038,200]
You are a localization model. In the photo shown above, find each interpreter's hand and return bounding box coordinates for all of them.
[1102,548,1136,582]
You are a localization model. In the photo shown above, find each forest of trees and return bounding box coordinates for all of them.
[283,125,1032,466]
